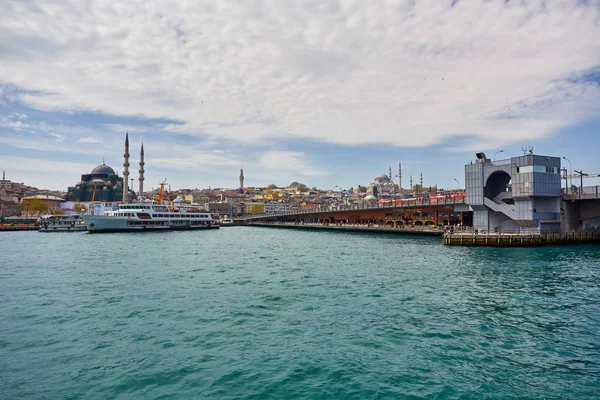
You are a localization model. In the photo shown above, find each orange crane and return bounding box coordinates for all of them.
[90,185,97,215]
[157,179,168,204]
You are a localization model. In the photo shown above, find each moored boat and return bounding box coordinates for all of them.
[38,215,87,232]
[83,203,220,233]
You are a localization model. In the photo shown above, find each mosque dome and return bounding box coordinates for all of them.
[91,164,116,176]
[364,194,377,201]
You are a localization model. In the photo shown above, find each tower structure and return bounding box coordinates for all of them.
[389,166,392,181]
[398,162,402,193]
[420,172,423,188]
[122,132,131,203]
[239,167,244,192]
[2,170,5,181]
[410,175,413,190]
[138,143,145,199]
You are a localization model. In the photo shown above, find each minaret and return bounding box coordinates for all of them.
[2,170,4,181]
[389,166,392,181]
[122,132,130,203]
[410,175,413,190]
[420,172,423,188]
[398,162,402,193]
[239,167,244,192]
[138,143,145,200]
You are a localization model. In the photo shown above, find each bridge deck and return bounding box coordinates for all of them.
[246,197,466,221]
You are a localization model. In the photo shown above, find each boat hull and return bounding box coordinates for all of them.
[39,225,87,232]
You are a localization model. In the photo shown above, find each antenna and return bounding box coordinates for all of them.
[521,146,528,155]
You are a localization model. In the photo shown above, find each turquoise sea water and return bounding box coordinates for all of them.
[1,227,599,399]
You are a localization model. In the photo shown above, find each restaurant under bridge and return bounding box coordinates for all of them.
[245,195,472,228]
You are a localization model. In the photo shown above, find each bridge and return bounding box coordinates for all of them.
[245,195,470,228]
[562,186,600,232]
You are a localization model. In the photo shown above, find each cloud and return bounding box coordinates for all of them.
[0,156,95,190]
[78,136,100,143]
[258,151,327,177]
[0,0,599,152]
[49,132,67,141]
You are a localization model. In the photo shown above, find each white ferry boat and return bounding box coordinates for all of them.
[83,203,220,233]
[38,215,87,232]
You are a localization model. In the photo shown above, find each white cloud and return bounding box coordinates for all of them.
[8,112,27,119]
[0,0,599,151]
[102,124,147,133]
[0,156,94,190]
[78,136,100,143]
[258,151,327,177]
[49,132,67,141]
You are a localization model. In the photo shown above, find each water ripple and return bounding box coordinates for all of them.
[1,229,599,398]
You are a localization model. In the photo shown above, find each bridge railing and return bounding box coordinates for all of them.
[562,185,600,200]
[245,196,466,220]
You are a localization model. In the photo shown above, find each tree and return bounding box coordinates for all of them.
[267,184,279,189]
[357,185,367,193]
[289,181,300,188]
[20,199,50,216]
[73,202,88,215]
[412,184,423,192]
[297,184,308,192]
[312,186,318,191]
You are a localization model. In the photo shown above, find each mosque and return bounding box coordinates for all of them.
[66,133,144,202]
[368,164,403,197]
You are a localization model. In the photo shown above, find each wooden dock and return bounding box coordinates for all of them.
[443,231,600,247]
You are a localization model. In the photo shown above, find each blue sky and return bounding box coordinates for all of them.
[1,0,599,191]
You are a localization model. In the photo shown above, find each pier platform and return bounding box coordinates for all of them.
[443,231,600,247]
[247,222,442,236]
[0,224,38,231]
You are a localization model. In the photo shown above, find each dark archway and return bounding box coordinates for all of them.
[485,171,512,200]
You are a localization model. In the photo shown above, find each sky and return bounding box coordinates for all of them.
[1,0,599,191]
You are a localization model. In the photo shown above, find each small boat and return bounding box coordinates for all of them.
[220,217,234,225]
[38,215,87,232]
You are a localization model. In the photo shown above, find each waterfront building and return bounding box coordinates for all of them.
[208,202,234,216]
[0,200,20,217]
[265,203,287,214]
[245,202,266,215]
[465,152,561,233]
[21,194,65,214]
